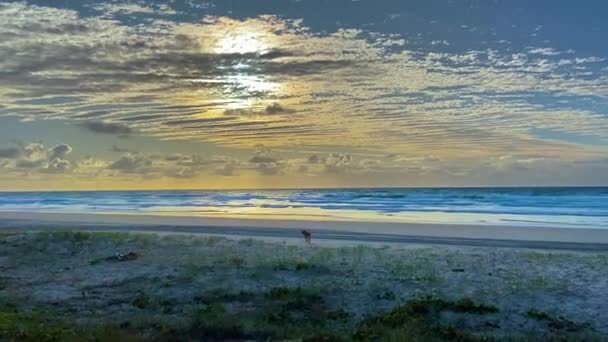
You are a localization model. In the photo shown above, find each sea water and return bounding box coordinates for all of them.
[0,187,607,228]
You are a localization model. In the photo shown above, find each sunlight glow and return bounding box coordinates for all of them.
[214,30,268,54]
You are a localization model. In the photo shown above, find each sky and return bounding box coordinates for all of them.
[1,0,608,190]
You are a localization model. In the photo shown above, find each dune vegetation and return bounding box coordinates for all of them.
[1,231,607,341]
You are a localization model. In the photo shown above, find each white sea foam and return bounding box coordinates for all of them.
[0,187,607,228]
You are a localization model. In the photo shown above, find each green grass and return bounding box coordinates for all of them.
[295,261,313,271]
[354,296,498,341]
[132,292,153,309]
[130,292,180,314]
[526,309,592,333]
[0,290,599,342]
[376,290,397,300]
[386,258,442,283]
[0,310,143,342]
[527,309,553,321]
[221,256,246,268]
[2,231,605,341]
[185,286,354,340]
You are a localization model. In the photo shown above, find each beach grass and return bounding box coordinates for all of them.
[0,231,606,341]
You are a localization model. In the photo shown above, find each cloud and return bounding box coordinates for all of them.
[48,144,72,160]
[487,155,551,172]
[0,147,20,159]
[90,3,156,16]
[250,155,277,163]
[264,102,291,114]
[246,149,286,175]
[1,1,608,187]
[249,149,278,164]
[324,153,352,173]
[215,162,238,176]
[41,144,74,173]
[256,162,283,176]
[47,158,72,173]
[15,159,46,169]
[78,121,132,136]
[22,143,47,162]
[104,151,245,179]
[110,145,131,153]
[307,155,321,164]
[0,142,75,173]
[108,153,152,172]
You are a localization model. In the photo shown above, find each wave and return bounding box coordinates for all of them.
[1,187,607,228]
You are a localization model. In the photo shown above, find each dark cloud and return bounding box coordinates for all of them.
[104,151,243,178]
[256,162,282,176]
[1,142,75,173]
[250,155,277,163]
[108,153,151,172]
[78,121,132,136]
[163,117,236,126]
[262,60,355,77]
[48,144,72,160]
[223,108,249,116]
[307,154,321,164]
[249,149,278,164]
[264,102,290,114]
[164,153,192,162]
[246,148,285,175]
[119,114,167,122]
[0,147,20,159]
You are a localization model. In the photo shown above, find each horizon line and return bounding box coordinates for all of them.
[1,185,608,193]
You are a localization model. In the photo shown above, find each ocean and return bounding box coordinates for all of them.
[1,187,607,228]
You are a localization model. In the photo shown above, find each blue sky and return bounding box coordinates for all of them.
[0,0,607,189]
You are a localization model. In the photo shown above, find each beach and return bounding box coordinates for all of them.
[1,211,608,340]
[1,211,608,249]
[3,0,608,339]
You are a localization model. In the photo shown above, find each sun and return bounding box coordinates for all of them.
[214,30,268,55]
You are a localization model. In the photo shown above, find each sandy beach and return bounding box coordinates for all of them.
[1,211,608,250]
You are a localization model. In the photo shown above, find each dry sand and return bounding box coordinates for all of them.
[1,211,608,250]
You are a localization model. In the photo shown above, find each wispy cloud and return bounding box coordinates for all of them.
[78,121,133,136]
[0,1,607,187]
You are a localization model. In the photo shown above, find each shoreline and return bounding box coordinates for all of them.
[1,211,608,250]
